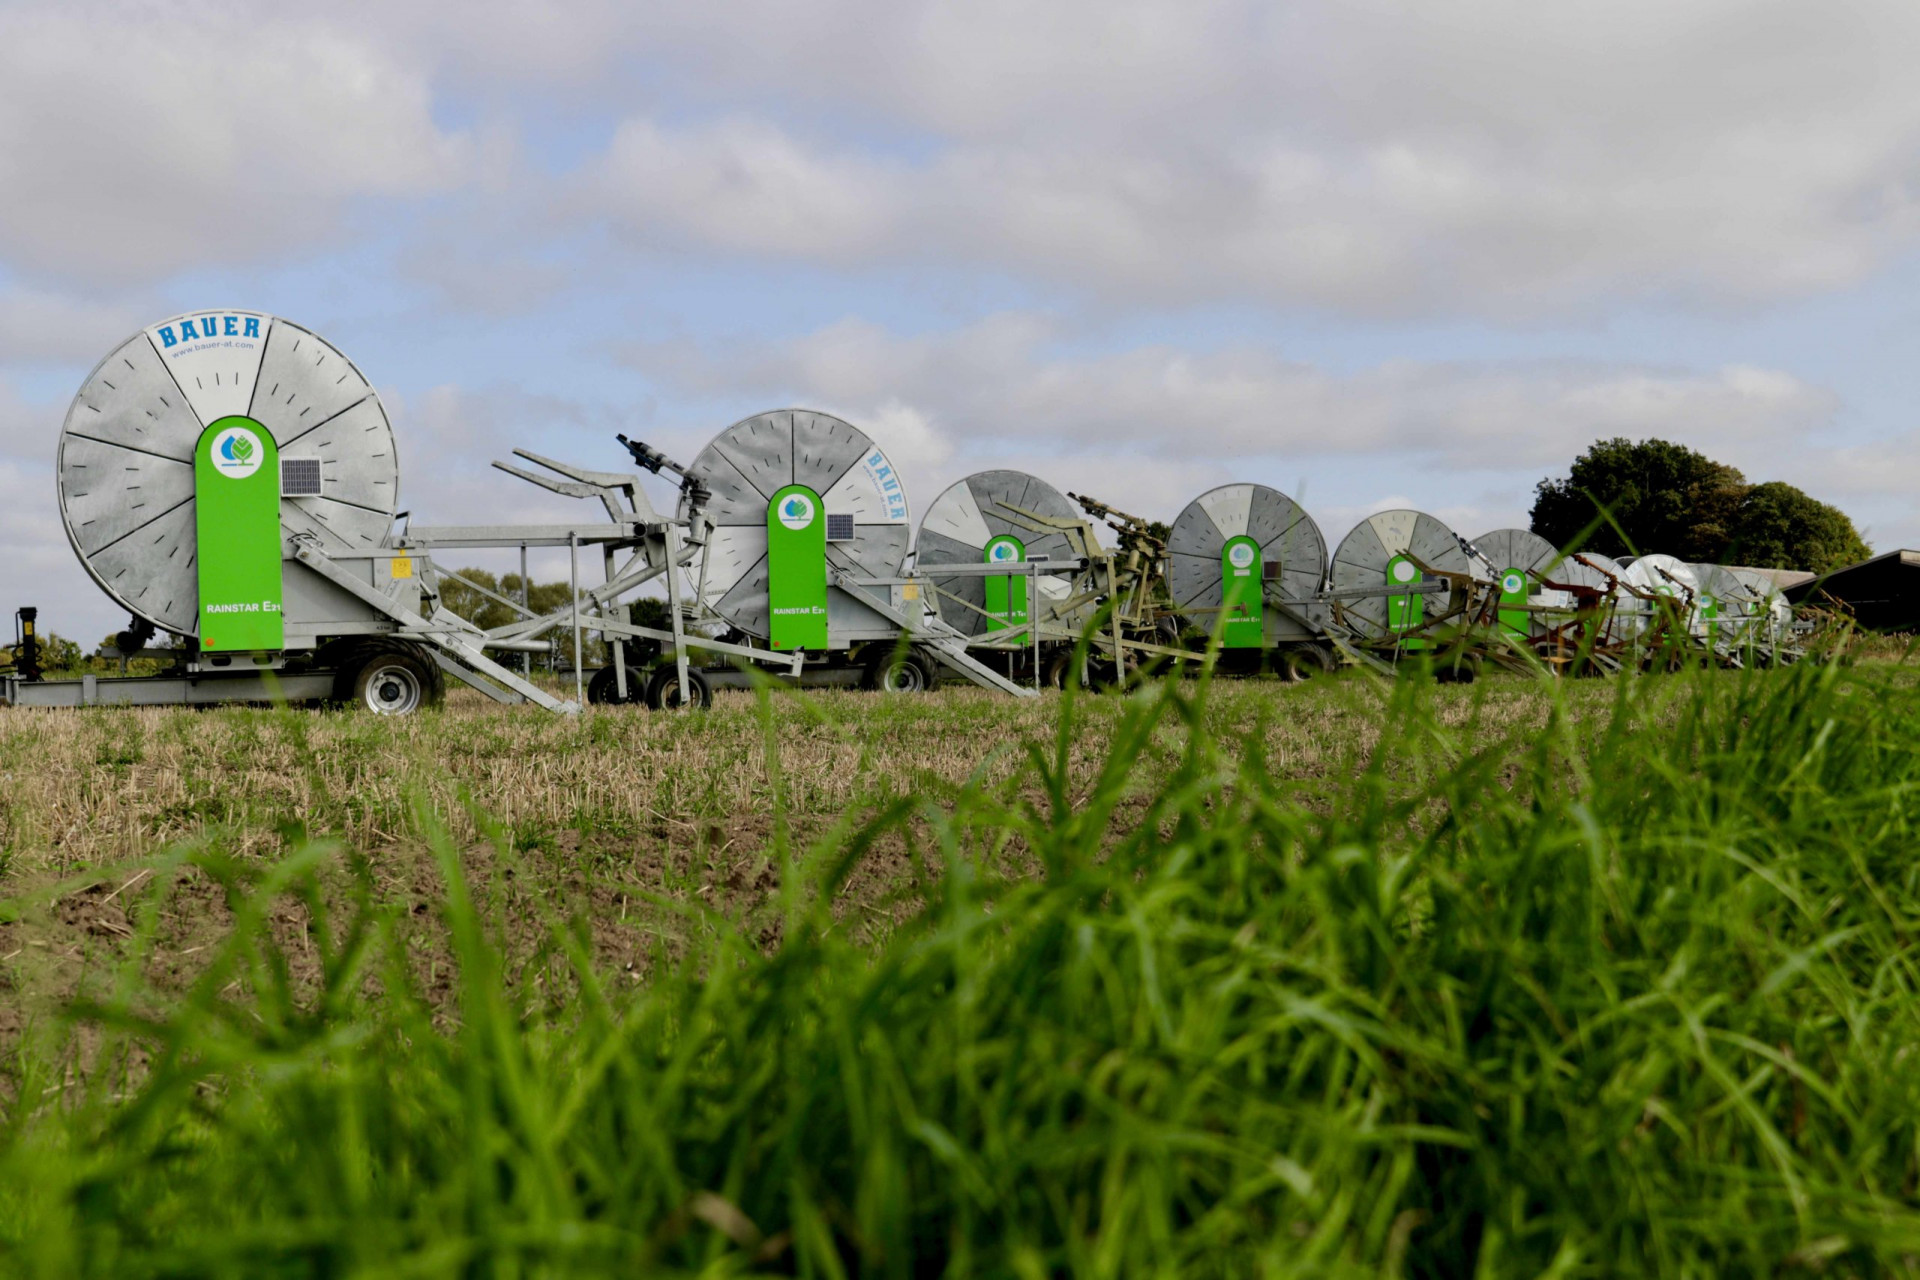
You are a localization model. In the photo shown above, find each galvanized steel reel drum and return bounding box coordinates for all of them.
[1728,568,1794,644]
[1537,552,1617,620]
[1470,528,1564,639]
[915,470,1085,639]
[1620,554,1701,637]
[1167,484,1325,645]
[1328,509,1472,639]
[1551,551,1636,646]
[682,409,911,640]
[1688,563,1756,643]
[57,310,399,638]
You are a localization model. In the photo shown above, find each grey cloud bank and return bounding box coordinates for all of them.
[0,0,1916,639]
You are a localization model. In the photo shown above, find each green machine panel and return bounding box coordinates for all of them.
[1496,567,1530,638]
[767,484,829,650]
[983,534,1027,631]
[194,415,284,651]
[1386,554,1426,647]
[1220,535,1264,648]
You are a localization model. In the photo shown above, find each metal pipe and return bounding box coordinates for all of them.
[442,567,540,621]
[1033,561,1041,690]
[478,638,554,654]
[570,533,583,706]
[664,524,690,704]
[520,543,530,676]
[607,543,629,703]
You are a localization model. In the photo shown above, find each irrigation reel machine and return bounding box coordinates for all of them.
[1,310,1813,716]
[1,311,1028,716]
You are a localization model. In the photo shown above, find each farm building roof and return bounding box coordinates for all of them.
[1784,549,1920,632]
[1725,565,1816,592]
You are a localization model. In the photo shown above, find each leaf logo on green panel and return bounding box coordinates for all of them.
[776,493,816,530]
[211,427,264,479]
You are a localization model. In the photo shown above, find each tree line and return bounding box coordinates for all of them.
[1530,438,1869,573]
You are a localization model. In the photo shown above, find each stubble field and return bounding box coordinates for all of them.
[2,660,1919,1276]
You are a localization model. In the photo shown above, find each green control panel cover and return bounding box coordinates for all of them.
[1220,535,1264,648]
[983,534,1027,631]
[194,415,284,651]
[1496,567,1530,638]
[1386,553,1426,649]
[767,484,829,651]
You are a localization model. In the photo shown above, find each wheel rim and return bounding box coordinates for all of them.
[881,661,924,693]
[591,668,639,705]
[362,662,423,715]
[656,675,702,711]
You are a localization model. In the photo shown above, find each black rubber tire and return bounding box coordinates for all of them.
[1088,652,1138,691]
[587,664,647,705]
[334,639,443,715]
[1043,648,1087,690]
[861,645,933,693]
[1279,644,1336,681]
[645,665,712,711]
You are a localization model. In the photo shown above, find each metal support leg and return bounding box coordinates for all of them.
[1032,562,1042,690]
[664,525,690,703]
[606,544,629,702]
[519,543,530,677]
[570,533,584,707]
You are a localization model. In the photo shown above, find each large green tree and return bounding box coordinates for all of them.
[1728,482,1871,574]
[1530,438,1746,561]
[1530,438,1869,570]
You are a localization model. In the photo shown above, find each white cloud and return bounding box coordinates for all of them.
[624,314,1840,474]
[0,376,59,464]
[14,1,1920,316]
[586,118,906,261]
[617,314,1865,548]
[0,377,111,642]
[560,0,1920,315]
[0,4,472,286]
[0,286,151,366]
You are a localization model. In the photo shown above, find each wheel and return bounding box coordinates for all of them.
[861,645,933,693]
[1089,651,1139,691]
[1043,648,1088,690]
[334,640,442,715]
[645,666,712,711]
[1279,644,1335,681]
[587,664,646,705]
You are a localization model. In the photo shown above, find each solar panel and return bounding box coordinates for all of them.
[281,456,323,497]
[826,513,855,542]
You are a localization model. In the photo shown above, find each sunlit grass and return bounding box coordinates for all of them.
[3,657,1920,1274]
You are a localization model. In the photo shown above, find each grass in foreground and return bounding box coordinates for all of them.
[3,660,1920,1276]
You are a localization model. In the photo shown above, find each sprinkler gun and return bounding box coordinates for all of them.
[616,435,712,543]
[1069,492,1167,571]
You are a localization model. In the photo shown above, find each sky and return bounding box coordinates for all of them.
[5,0,1920,643]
